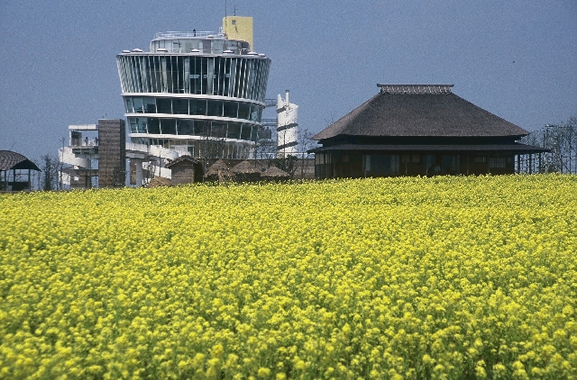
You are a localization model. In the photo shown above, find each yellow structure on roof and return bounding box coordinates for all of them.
[222,16,254,50]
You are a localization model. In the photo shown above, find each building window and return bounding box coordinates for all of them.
[190,99,207,115]
[157,98,172,114]
[173,99,188,114]
[490,157,507,168]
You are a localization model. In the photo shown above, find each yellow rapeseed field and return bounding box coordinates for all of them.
[1,175,576,379]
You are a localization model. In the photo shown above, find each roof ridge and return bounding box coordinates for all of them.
[377,84,454,95]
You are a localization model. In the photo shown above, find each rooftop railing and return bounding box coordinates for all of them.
[153,31,226,40]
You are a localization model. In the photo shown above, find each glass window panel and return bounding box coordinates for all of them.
[223,101,238,118]
[241,124,251,140]
[194,120,210,136]
[133,97,143,113]
[173,98,188,114]
[161,119,176,135]
[207,100,223,117]
[212,122,227,138]
[157,98,172,114]
[227,122,241,139]
[147,118,160,134]
[178,120,194,135]
[238,103,250,120]
[250,105,261,121]
[129,118,138,133]
[190,99,206,115]
[143,97,156,113]
[136,119,147,133]
[125,98,133,113]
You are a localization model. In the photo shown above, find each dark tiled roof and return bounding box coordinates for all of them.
[0,150,41,171]
[165,155,200,168]
[311,143,549,154]
[313,85,529,140]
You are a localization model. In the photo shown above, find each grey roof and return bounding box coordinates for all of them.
[0,150,41,171]
[311,143,549,154]
[313,85,529,140]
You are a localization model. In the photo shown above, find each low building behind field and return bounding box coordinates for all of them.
[311,84,548,179]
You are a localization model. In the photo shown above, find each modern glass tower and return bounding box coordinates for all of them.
[116,17,271,161]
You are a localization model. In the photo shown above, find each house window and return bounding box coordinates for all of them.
[402,154,421,163]
[365,154,399,176]
[473,156,487,163]
[489,157,507,168]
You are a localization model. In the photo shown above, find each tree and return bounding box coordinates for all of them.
[38,154,60,191]
[520,113,577,173]
[297,127,317,179]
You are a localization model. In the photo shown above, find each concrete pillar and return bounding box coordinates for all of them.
[134,159,144,187]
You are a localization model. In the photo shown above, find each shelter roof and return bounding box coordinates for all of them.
[165,155,201,168]
[261,166,290,178]
[0,150,41,171]
[205,159,232,176]
[313,84,529,140]
[232,160,261,174]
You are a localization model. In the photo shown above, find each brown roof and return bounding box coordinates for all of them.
[232,160,261,174]
[0,150,41,171]
[313,84,529,140]
[205,159,230,176]
[261,166,290,178]
[205,159,234,182]
[165,155,201,168]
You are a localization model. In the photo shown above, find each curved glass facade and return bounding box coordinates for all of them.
[116,35,271,159]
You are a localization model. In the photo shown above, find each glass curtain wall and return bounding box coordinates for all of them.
[117,55,270,101]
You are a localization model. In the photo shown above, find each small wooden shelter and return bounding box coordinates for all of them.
[261,166,290,182]
[166,155,204,185]
[204,159,234,183]
[0,150,40,191]
[232,160,262,182]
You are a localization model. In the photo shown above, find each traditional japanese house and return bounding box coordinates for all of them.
[311,84,547,178]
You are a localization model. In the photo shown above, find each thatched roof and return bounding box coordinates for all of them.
[261,166,290,178]
[205,159,234,182]
[205,159,231,176]
[146,177,172,187]
[232,160,261,174]
[0,150,40,171]
[313,84,529,141]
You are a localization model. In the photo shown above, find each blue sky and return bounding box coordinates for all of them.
[1,0,576,161]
